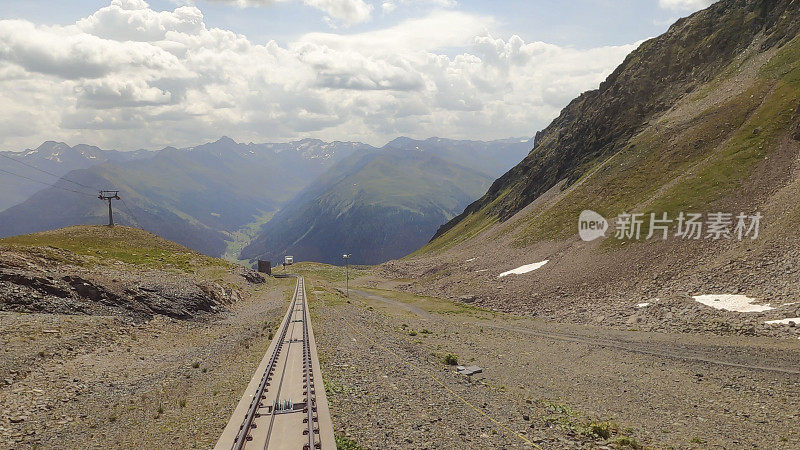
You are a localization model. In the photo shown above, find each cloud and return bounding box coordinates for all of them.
[208,0,371,26]
[381,0,457,15]
[381,2,396,14]
[303,0,372,26]
[0,1,639,150]
[299,11,488,53]
[658,0,714,11]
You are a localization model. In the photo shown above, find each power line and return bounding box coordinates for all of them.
[2,157,143,228]
[2,162,144,230]
[0,167,95,197]
[119,196,142,229]
[0,152,98,190]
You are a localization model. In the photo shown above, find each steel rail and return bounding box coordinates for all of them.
[261,312,298,449]
[232,278,301,450]
[301,278,318,449]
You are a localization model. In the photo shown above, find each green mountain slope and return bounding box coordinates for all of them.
[241,148,493,265]
[432,0,800,244]
[397,0,800,317]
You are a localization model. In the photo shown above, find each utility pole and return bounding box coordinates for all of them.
[342,254,351,297]
[98,190,120,227]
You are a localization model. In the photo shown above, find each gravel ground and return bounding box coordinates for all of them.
[4,262,799,449]
[307,279,800,449]
[0,277,294,449]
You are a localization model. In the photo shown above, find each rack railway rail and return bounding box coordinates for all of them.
[215,276,335,450]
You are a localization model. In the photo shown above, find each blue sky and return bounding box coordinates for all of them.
[0,0,713,150]
[0,0,695,46]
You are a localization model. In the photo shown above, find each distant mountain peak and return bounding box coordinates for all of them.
[386,137,416,148]
[214,136,237,145]
[35,141,70,154]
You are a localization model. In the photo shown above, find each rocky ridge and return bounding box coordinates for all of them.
[0,244,263,322]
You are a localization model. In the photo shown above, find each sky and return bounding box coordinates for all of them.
[0,0,714,151]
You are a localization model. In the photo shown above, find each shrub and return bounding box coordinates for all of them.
[586,421,617,439]
[335,434,364,450]
[443,353,459,365]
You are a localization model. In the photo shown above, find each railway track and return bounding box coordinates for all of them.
[215,276,335,450]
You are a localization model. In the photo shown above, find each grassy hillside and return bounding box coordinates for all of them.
[0,225,226,272]
[427,1,800,253]
[431,0,800,245]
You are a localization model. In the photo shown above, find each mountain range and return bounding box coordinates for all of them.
[0,136,531,262]
[0,141,151,211]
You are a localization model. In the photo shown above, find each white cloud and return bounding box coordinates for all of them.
[0,1,639,150]
[382,0,457,15]
[208,0,372,26]
[303,0,372,26]
[658,0,714,11]
[381,1,397,14]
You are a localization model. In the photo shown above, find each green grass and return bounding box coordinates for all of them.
[356,287,498,319]
[0,225,228,272]
[761,33,800,87]
[586,420,618,439]
[538,400,644,448]
[306,283,352,308]
[335,434,365,450]
[292,261,371,283]
[647,81,798,216]
[512,80,773,246]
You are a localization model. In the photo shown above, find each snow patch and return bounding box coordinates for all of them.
[765,317,800,325]
[692,294,773,313]
[465,257,476,262]
[498,260,549,278]
[475,269,489,273]
[638,298,660,308]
